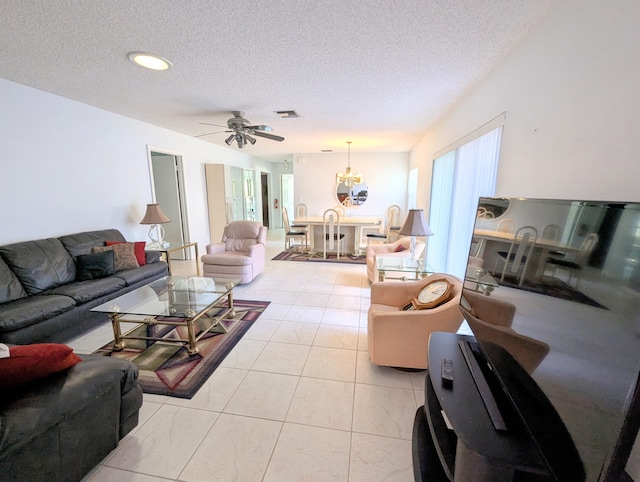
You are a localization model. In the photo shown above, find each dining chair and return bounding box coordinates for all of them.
[494,225,538,286]
[333,205,346,217]
[497,219,514,233]
[544,233,598,288]
[282,207,307,252]
[295,203,308,218]
[323,208,345,260]
[541,223,564,258]
[366,204,402,244]
[541,224,560,240]
[225,201,234,224]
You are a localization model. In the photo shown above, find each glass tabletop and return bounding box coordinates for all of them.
[377,256,434,274]
[91,276,240,318]
[464,266,499,295]
[144,242,195,251]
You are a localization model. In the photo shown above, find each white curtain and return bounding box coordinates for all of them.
[427,127,502,278]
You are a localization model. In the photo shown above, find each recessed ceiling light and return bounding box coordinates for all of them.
[128,51,173,71]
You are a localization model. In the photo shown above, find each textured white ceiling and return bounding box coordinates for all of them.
[0,0,555,159]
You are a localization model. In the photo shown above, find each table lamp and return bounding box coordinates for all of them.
[140,203,170,248]
[398,209,433,264]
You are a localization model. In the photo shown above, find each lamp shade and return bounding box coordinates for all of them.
[398,209,433,237]
[140,204,170,225]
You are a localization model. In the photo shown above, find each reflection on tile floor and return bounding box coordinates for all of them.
[76,230,421,481]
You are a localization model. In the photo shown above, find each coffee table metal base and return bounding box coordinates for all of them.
[109,290,236,356]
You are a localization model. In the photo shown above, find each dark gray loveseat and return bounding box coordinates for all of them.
[0,229,168,344]
[0,353,143,482]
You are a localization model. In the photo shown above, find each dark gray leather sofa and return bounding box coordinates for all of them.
[0,229,168,344]
[0,354,143,482]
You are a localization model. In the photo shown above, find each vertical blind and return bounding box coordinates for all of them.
[427,126,503,278]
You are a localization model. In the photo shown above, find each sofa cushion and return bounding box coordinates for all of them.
[113,262,168,286]
[58,229,126,258]
[201,252,253,266]
[0,257,26,304]
[75,251,115,281]
[0,343,82,390]
[0,295,76,334]
[0,238,76,294]
[92,243,139,272]
[44,277,127,304]
[105,240,146,266]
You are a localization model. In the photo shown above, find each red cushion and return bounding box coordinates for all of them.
[395,245,406,252]
[105,240,146,265]
[0,343,82,389]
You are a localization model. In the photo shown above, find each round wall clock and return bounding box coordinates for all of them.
[412,278,454,310]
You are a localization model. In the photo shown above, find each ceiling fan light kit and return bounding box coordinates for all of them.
[336,141,363,187]
[197,111,284,148]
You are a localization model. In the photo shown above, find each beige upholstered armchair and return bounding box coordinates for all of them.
[367,273,463,369]
[201,221,266,284]
[461,290,549,374]
[365,237,425,283]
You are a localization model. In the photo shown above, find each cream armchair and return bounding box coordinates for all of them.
[201,221,266,284]
[367,273,463,369]
[365,237,425,283]
[461,290,549,374]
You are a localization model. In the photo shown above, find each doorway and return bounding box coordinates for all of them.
[261,172,270,228]
[148,149,190,259]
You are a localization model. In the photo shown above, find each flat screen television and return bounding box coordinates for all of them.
[460,197,640,482]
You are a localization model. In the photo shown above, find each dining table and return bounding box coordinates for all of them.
[472,228,580,281]
[293,215,381,255]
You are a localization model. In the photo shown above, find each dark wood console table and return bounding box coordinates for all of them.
[412,332,552,482]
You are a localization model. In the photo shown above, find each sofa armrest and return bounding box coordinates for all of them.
[206,243,225,254]
[247,243,265,259]
[370,279,429,306]
[462,290,515,328]
[145,250,162,264]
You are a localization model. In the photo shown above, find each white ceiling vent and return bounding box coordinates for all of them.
[275,110,300,118]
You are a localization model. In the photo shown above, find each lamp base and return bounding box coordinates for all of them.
[146,241,170,249]
[147,224,169,249]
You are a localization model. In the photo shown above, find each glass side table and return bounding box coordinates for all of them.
[464,266,499,295]
[376,256,434,282]
[145,242,200,276]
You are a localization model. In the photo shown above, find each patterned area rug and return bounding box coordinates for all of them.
[496,274,607,309]
[93,299,269,399]
[272,250,366,264]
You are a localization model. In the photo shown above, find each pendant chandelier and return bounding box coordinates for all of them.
[335,141,363,187]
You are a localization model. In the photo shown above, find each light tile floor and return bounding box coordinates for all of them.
[74,230,424,481]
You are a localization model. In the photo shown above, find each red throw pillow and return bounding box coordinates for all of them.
[105,240,146,265]
[395,245,406,252]
[0,343,82,390]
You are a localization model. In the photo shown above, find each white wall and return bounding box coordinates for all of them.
[410,0,640,215]
[293,152,409,219]
[0,78,270,249]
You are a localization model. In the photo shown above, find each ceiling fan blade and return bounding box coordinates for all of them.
[194,129,229,138]
[199,122,227,128]
[247,124,273,132]
[252,131,284,142]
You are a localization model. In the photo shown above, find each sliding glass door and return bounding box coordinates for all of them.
[427,126,503,277]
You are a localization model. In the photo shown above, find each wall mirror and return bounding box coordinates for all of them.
[336,182,368,206]
[477,197,510,219]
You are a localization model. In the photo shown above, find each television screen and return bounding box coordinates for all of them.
[461,197,640,481]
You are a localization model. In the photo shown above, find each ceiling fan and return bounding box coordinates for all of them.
[195,111,284,148]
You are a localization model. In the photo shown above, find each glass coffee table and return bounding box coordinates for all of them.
[92,276,240,355]
[376,256,434,282]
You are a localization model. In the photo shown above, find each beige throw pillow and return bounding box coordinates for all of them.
[92,242,140,272]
